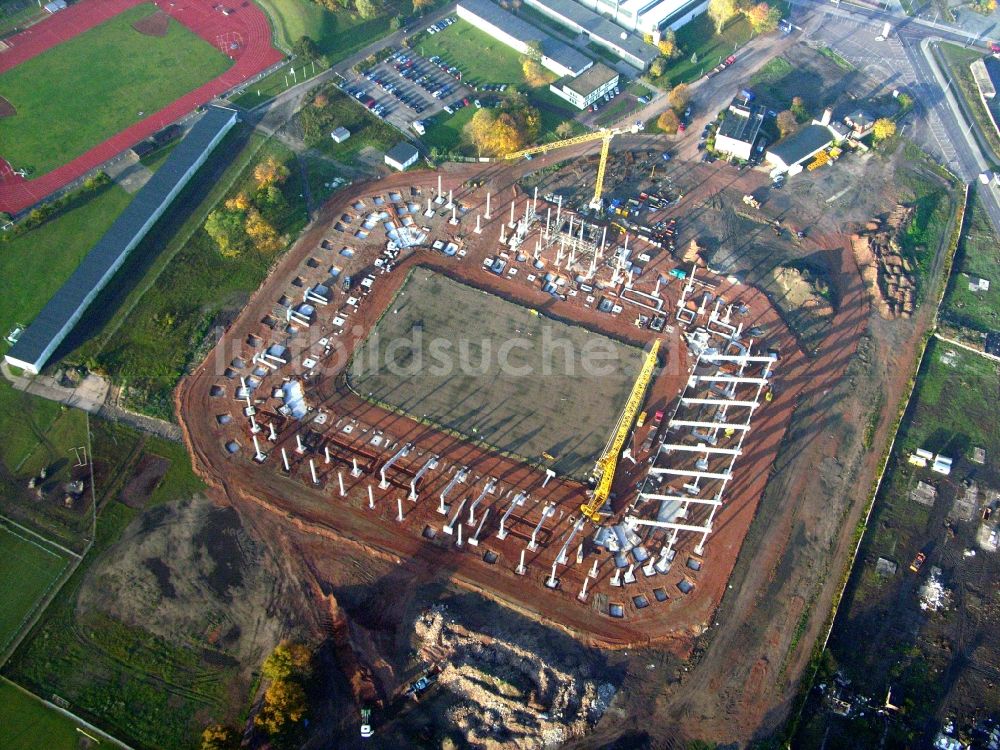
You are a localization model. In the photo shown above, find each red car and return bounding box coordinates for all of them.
[725,54,737,65]
[991,41,1000,54]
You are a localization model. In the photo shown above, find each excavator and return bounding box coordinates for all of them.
[580,340,660,523]
[503,122,644,211]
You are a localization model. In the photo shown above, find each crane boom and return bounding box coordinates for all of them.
[502,122,643,210]
[580,340,660,522]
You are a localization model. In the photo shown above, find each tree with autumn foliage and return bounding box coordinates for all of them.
[708,0,738,32]
[873,117,897,141]
[776,110,797,136]
[255,679,308,736]
[200,724,239,750]
[205,208,248,258]
[467,100,540,156]
[657,29,679,59]
[262,641,313,682]
[522,57,549,87]
[745,1,781,33]
[657,109,680,134]
[253,156,290,191]
[667,83,690,112]
[413,0,433,13]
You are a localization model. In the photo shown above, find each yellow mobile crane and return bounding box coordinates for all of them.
[504,122,644,210]
[580,340,660,523]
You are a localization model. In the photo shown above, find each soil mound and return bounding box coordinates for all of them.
[132,10,169,37]
[0,97,16,118]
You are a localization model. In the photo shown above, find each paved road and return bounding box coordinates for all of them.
[784,0,1000,237]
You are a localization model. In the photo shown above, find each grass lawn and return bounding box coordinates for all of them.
[651,14,754,89]
[797,338,1000,747]
[2,417,238,750]
[304,86,401,161]
[232,57,324,108]
[0,523,71,654]
[349,267,646,479]
[0,3,230,176]
[0,680,121,750]
[0,379,91,551]
[422,105,476,153]
[895,148,961,295]
[74,134,308,420]
[938,43,1000,162]
[942,193,1000,334]
[0,184,132,359]
[415,18,527,87]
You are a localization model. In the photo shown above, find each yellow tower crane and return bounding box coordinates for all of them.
[580,340,660,523]
[503,122,644,210]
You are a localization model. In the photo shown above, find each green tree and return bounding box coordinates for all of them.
[355,0,380,18]
[262,642,313,682]
[292,35,321,61]
[205,208,247,258]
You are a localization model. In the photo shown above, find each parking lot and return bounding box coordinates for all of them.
[339,15,495,138]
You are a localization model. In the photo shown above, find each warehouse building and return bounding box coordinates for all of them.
[550,62,619,109]
[765,122,837,175]
[522,0,660,70]
[713,95,766,161]
[457,0,593,78]
[5,106,238,375]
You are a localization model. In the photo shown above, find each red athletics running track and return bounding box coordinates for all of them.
[0,0,283,213]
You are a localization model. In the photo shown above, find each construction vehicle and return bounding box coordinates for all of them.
[503,122,644,210]
[360,707,374,739]
[580,340,660,522]
[909,551,926,573]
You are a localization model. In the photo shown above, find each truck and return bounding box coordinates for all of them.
[909,551,926,573]
[411,120,426,135]
[876,22,891,42]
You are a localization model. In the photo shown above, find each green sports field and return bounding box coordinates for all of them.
[0,681,94,750]
[0,522,71,654]
[0,3,231,175]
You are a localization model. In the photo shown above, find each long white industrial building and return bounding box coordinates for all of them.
[5,106,238,375]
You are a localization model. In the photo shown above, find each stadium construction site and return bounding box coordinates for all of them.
[177,147,804,650]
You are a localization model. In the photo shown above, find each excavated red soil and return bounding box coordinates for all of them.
[0,97,16,118]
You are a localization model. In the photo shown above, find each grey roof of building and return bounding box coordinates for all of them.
[564,62,618,96]
[385,142,419,164]
[717,101,764,144]
[7,106,237,370]
[526,0,659,65]
[458,0,591,74]
[767,123,834,166]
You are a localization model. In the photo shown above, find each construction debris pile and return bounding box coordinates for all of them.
[919,566,953,612]
[413,607,614,748]
[851,204,917,319]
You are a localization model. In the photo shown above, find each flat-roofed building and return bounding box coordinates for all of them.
[549,62,619,109]
[457,0,593,77]
[521,0,659,70]
[581,0,708,35]
[714,96,765,160]
[5,106,238,374]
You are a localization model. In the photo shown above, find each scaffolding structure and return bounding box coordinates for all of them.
[621,341,775,570]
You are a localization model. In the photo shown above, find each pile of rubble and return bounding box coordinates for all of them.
[413,607,614,749]
[919,566,953,612]
[851,204,917,319]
